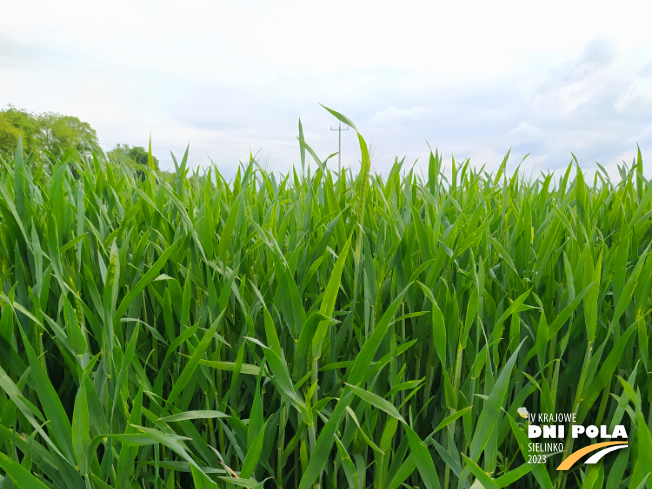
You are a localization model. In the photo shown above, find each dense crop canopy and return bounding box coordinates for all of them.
[0,119,650,488]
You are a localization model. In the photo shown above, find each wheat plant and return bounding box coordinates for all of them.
[0,110,650,488]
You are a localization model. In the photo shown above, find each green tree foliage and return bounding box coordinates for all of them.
[0,106,39,158]
[0,106,102,162]
[0,113,22,156]
[128,145,159,170]
[107,144,160,170]
[37,112,102,159]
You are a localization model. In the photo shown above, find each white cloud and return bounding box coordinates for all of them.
[628,124,652,145]
[370,107,431,126]
[615,79,652,114]
[509,122,542,139]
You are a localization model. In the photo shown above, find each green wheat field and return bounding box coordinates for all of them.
[0,109,650,489]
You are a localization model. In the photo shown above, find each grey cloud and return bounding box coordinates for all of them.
[577,38,615,66]
[524,38,618,117]
[640,60,652,77]
[552,37,615,85]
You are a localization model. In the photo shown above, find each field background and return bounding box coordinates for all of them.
[0,117,651,489]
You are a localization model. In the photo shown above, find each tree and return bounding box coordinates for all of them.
[128,146,159,170]
[0,113,22,158]
[0,106,102,162]
[37,112,102,159]
[0,106,39,160]
[107,144,159,170]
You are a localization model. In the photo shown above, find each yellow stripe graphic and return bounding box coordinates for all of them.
[556,442,628,470]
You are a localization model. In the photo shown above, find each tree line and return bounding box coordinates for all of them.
[0,105,159,170]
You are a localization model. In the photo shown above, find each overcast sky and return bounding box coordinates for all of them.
[2,0,651,180]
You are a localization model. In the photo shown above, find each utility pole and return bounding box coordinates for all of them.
[331,121,349,174]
